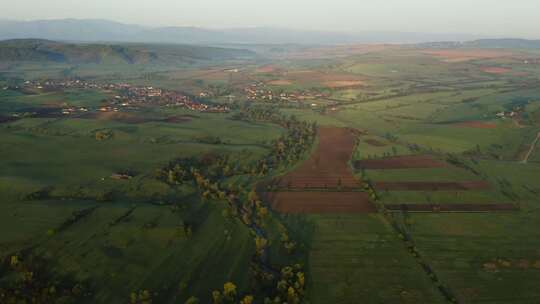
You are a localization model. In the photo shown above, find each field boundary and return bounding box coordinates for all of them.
[374,180,491,191]
[384,203,519,213]
[355,155,449,170]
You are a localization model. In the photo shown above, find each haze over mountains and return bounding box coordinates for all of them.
[0,39,256,65]
[1,18,539,66]
[0,19,491,45]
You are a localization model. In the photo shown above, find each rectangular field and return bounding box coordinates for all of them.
[306,214,445,304]
[355,155,448,170]
[267,191,375,214]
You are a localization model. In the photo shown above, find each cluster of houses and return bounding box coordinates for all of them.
[496,111,519,119]
[62,107,89,115]
[23,79,110,90]
[107,85,230,113]
[111,85,193,108]
[495,105,525,119]
[243,83,326,104]
[19,80,230,114]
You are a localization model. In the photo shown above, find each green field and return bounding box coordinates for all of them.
[304,214,445,303]
[1,41,540,303]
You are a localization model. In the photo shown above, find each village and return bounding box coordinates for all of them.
[243,82,328,106]
[12,79,230,117]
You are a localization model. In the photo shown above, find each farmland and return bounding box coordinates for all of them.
[263,127,375,214]
[1,39,540,303]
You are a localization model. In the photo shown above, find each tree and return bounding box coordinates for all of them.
[212,290,223,304]
[167,170,177,184]
[223,282,237,300]
[255,236,268,256]
[10,255,19,267]
[257,205,269,220]
[284,241,296,254]
[95,130,113,141]
[248,189,259,203]
[240,295,254,304]
[184,296,199,304]
[297,272,305,288]
[287,287,300,304]
[96,191,113,202]
[130,290,152,304]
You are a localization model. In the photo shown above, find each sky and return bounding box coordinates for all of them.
[1,0,539,38]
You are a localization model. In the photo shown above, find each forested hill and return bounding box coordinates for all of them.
[0,39,256,64]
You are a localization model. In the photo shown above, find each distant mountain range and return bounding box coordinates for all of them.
[1,19,539,66]
[465,39,540,49]
[0,19,490,45]
[418,39,540,49]
[0,39,256,64]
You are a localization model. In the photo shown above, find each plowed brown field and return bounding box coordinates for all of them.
[267,127,375,213]
[278,127,359,189]
[481,67,512,74]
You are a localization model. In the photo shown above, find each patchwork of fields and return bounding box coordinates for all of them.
[1,42,540,303]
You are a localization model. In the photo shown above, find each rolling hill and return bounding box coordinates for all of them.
[0,39,256,64]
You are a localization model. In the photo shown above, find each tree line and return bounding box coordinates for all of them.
[153,106,315,303]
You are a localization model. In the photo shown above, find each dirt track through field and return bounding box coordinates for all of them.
[385,203,518,212]
[364,139,386,147]
[265,127,375,213]
[454,121,498,129]
[521,132,540,164]
[374,181,491,191]
[355,155,448,170]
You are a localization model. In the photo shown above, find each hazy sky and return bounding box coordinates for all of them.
[1,0,539,38]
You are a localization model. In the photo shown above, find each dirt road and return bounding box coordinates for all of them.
[522,132,540,164]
